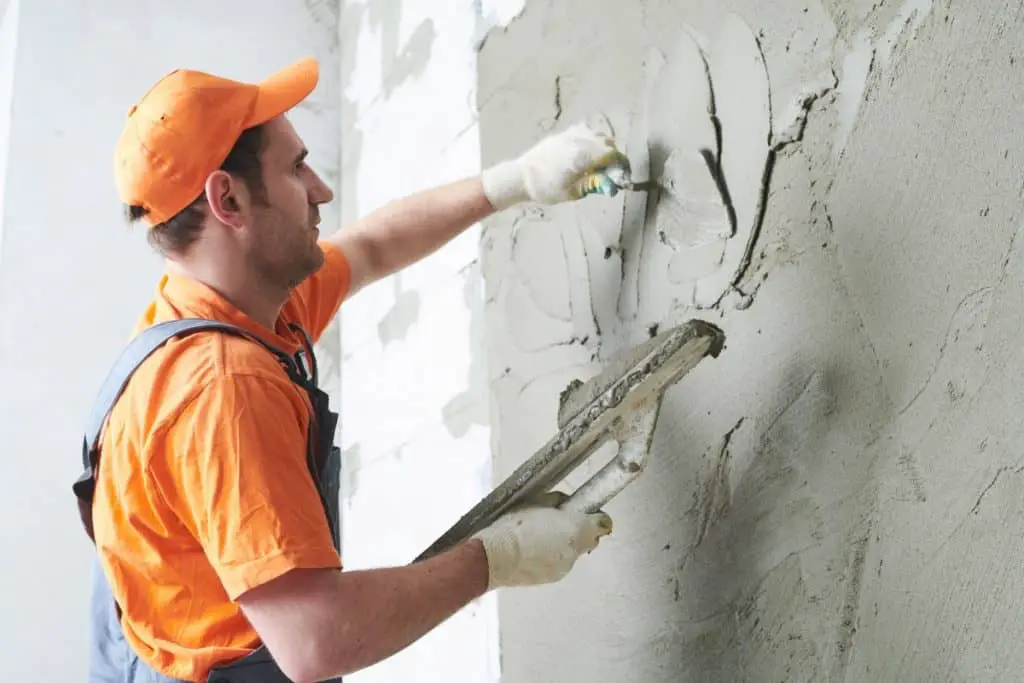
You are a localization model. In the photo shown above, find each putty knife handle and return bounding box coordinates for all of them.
[574,150,632,198]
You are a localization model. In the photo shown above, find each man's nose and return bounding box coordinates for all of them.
[308,168,334,205]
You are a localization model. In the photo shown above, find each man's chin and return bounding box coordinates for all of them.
[282,252,325,290]
[300,247,326,281]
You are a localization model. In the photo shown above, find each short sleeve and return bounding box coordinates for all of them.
[154,373,341,601]
[285,240,352,343]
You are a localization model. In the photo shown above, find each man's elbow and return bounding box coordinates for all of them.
[239,568,361,682]
[269,640,324,683]
[272,639,355,683]
[270,625,372,682]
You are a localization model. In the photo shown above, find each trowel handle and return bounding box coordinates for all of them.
[574,150,633,198]
[557,402,662,514]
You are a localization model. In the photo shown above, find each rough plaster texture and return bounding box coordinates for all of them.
[0,2,339,680]
[476,0,1024,680]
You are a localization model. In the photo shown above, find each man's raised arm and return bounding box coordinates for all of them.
[328,121,622,297]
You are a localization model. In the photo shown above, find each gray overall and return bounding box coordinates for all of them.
[72,319,343,683]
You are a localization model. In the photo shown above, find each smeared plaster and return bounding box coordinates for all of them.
[377,275,421,347]
[473,0,528,51]
[772,67,837,150]
[509,211,572,323]
[380,18,435,97]
[302,0,339,35]
[364,0,436,100]
[691,13,773,309]
[646,30,731,263]
[833,0,936,162]
[835,28,874,162]
[620,28,730,330]
[442,261,490,438]
[476,0,526,38]
[876,0,935,71]
[622,16,777,325]
[342,442,363,502]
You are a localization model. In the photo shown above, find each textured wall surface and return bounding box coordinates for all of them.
[475,0,1024,681]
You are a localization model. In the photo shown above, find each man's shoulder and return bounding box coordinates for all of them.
[107,323,302,443]
[147,324,292,385]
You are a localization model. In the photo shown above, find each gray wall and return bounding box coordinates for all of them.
[476,0,1024,681]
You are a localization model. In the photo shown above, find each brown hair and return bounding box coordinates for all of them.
[126,125,267,256]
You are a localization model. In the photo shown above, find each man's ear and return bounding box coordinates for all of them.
[204,170,249,229]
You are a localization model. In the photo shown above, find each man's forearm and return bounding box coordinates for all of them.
[263,540,490,682]
[330,176,496,285]
[327,540,489,674]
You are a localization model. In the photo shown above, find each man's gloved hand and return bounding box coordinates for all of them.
[481,121,624,211]
[471,490,613,590]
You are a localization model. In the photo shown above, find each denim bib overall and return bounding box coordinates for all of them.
[72,319,342,682]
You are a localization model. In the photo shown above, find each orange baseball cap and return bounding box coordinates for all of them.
[114,57,319,227]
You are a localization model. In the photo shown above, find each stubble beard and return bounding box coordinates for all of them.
[249,206,324,291]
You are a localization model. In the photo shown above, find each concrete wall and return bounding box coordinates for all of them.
[476,0,1024,681]
[0,2,339,680]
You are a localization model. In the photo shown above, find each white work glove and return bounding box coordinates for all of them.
[481,121,624,211]
[471,491,613,589]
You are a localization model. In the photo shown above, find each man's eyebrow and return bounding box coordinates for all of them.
[293,148,308,165]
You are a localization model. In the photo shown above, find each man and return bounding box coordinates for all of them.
[77,56,621,683]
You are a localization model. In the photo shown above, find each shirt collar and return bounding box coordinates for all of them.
[141,271,305,357]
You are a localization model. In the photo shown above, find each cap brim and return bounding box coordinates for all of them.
[246,57,319,127]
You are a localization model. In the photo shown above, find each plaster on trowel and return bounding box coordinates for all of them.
[415,319,725,562]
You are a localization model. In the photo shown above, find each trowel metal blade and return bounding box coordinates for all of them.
[627,180,656,192]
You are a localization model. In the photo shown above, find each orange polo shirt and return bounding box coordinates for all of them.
[92,241,352,682]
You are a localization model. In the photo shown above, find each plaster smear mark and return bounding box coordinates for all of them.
[442,262,489,439]
[474,0,527,49]
[761,0,837,145]
[502,208,577,352]
[377,276,421,347]
[834,28,875,163]
[772,67,838,150]
[510,212,572,322]
[341,443,363,503]
[632,26,731,317]
[876,0,935,71]
[692,13,773,309]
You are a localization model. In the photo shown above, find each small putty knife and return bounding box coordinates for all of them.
[575,150,656,197]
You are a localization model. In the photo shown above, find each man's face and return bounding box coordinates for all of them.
[246,116,333,290]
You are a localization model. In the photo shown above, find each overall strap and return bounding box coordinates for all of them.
[72,318,304,538]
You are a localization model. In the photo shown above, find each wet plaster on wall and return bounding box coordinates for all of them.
[441,260,491,438]
[474,0,1024,680]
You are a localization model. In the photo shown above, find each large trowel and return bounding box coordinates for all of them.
[415,319,725,562]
